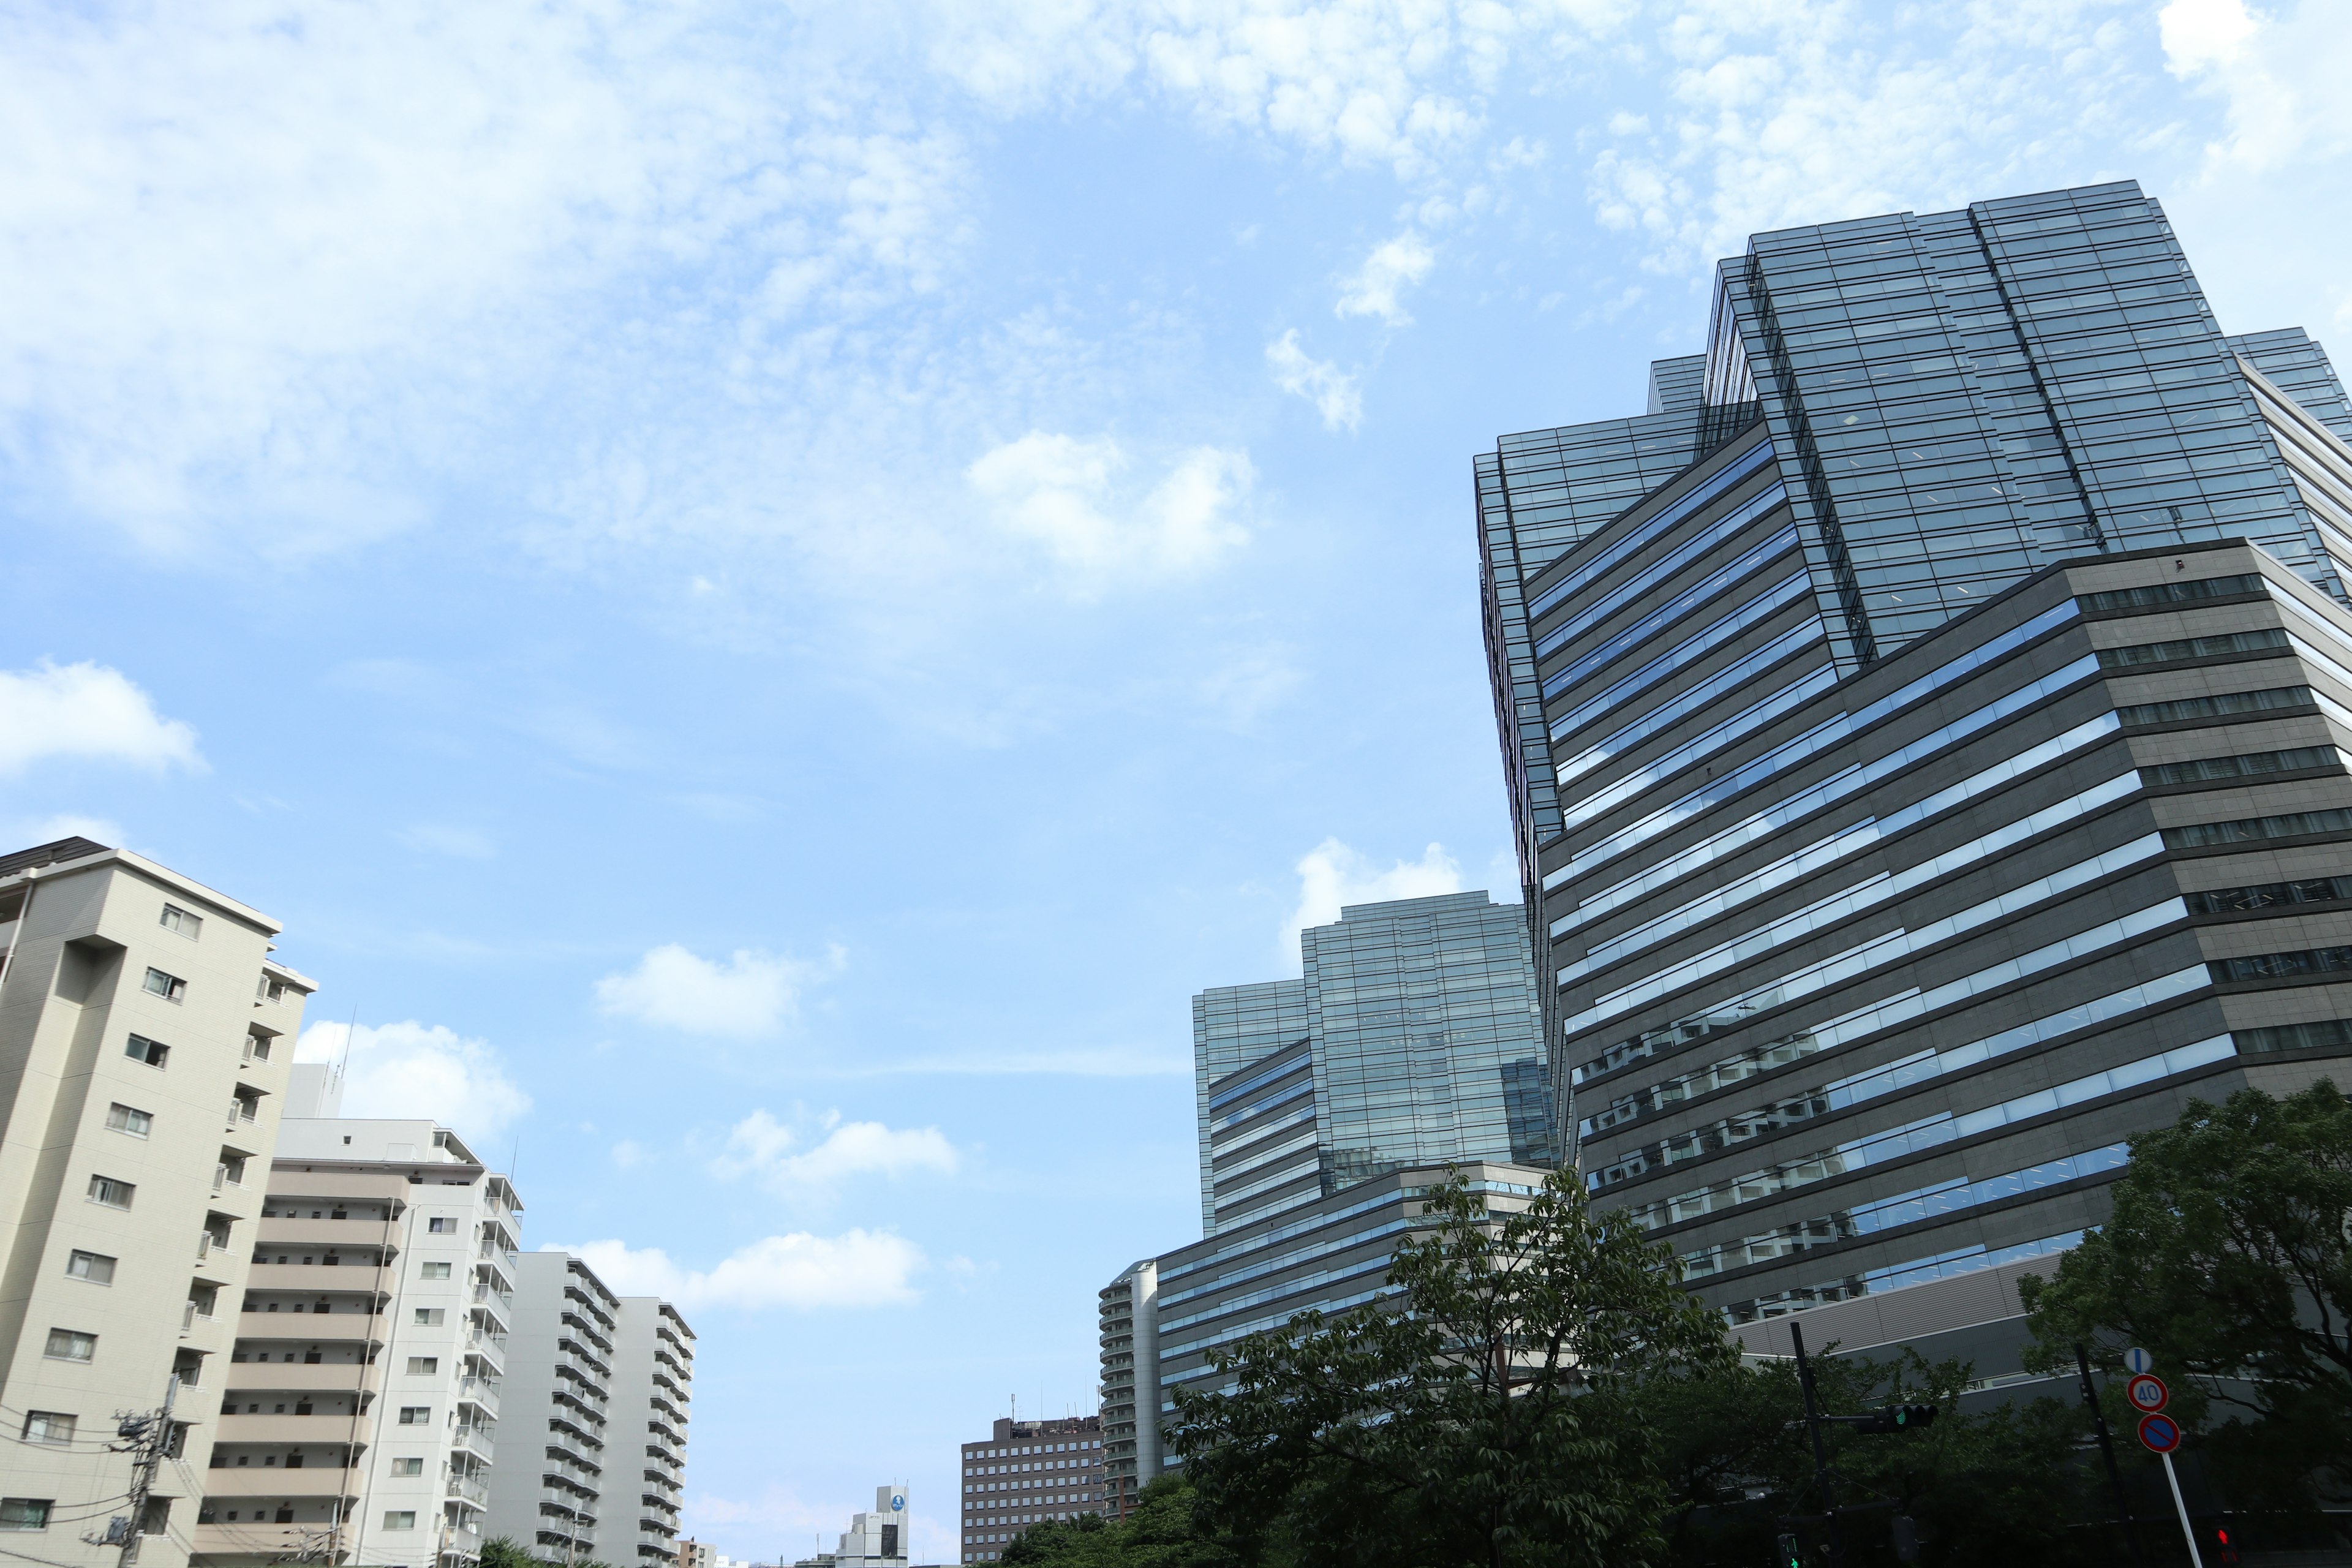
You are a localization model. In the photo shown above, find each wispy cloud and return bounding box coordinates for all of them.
[1283,837,1464,962]
[565,1231,926,1310]
[709,1108,959,1200]
[295,1019,532,1144]
[966,433,1254,591]
[1335,232,1434,326]
[595,942,845,1038]
[0,662,203,777]
[1265,330,1363,431]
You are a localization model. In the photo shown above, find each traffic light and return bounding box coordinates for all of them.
[2214,1527,2240,1566]
[1847,1403,1938,1434]
[1775,1531,1801,1568]
[1892,1515,1920,1563]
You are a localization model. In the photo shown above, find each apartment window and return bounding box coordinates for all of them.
[420,1262,450,1280]
[105,1104,153,1138]
[391,1458,424,1477]
[246,1034,272,1062]
[427,1216,456,1234]
[160,904,203,940]
[398,1407,429,1425]
[20,1413,75,1447]
[142,968,187,1003]
[413,1308,445,1326]
[383,1512,417,1531]
[86,1175,134,1210]
[406,1357,439,1376]
[66,1251,116,1285]
[124,1034,170,1068]
[43,1330,95,1363]
[0,1501,51,1532]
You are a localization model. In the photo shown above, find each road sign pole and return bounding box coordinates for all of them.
[2076,1344,2144,1566]
[2160,1453,2202,1566]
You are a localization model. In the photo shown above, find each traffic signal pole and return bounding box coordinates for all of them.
[1788,1321,1844,1568]
[2075,1344,2146,1564]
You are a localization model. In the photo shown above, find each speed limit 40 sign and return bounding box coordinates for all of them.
[2126,1374,2169,1414]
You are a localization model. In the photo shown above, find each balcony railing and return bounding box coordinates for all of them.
[446,1474,489,1506]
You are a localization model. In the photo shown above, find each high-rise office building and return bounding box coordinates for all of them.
[608,1297,695,1567]
[482,1253,621,1564]
[1193,892,1551,1238]
[1093,1262,1158,1518]
[960,1417,1101,1563]
[0,836,315,1568]
[1121,894,1551,1481]
[194,1077,522,1568]
[1477,180,2352,1355]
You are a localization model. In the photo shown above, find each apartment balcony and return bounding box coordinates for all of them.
[246,1262,392,1299]
[447,1474,491,1509]
[218,1410,376,1447]
[191,1523,336,1560]
[454,1424,496,1461]
[273,1171,414,1205]
[225,1359,384,1396]
[258,1217,396,1250]
[202,1465,362,1501]
[458,1376,501,1417]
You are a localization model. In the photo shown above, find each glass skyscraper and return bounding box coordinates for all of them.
[1478,180,2352,1344]
[1191,891,1552,1237]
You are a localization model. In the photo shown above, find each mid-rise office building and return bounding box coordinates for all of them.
[194,1077,522,1568]
[482,1253,621,1564]
[0,837,315,1568]
[960,1417,1101,1562]
[802,1485,911,1568]
[1476,180,2352,1356]
[608,1296,695,1566]
[1093,1263,1158,1518]
[1150,1160,1550,1452]
[1194,892,1551,1238]
[1114,895,1551,1483]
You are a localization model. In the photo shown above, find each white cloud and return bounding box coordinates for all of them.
[2160,0,2258,74]
[710,1108,959,1198]
[1265,330,1362,431]
[398,823,496,859]
[295,1019,532,1143]
[610,1139,649,1170]
[565,1231,925,1310]
[1335,232,1434,326]
[0,662,202,777]
[1282,837,1464,961]
[594,942,843,1038]
[967,433,1254,588]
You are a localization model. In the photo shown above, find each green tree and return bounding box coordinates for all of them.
[1646,1350,2092,1566]
[478,1539,535,1568]
[1169,1168,1732,1568]
[2019,1078,2352,1501]
[1001,1479,1245,1568]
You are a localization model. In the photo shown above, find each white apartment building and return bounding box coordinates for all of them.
[794,1488,908,1568]
[193,1070,523,1568]
[483,1253,620,1564]
[609,1297,695,1567]
[0,837,315,1568]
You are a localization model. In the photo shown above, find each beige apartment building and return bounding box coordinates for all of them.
[0,836,315,1567]
[609,1297,695,1567]
[190,1069,523,1568]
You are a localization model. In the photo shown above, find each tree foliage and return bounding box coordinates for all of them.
[1646,1350,2092,1566]
[1000,1479,1247,1568]
[1169,1169,1732,1568]
[478,1539,537,1568]
[2019,1077,2352,1499]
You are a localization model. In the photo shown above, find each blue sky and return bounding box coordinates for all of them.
[4,0,2348,1559]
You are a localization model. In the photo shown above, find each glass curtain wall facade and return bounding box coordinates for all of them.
[1193,892,1550,1238]
[1477,179,2352,1329]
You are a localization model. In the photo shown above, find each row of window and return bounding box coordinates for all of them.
[1623,1035,2234,1232]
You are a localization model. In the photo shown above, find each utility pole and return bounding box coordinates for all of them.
[1789,1322,1844,1568]
[2077,1344,2146,1565]
[107,1373,179,1568]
